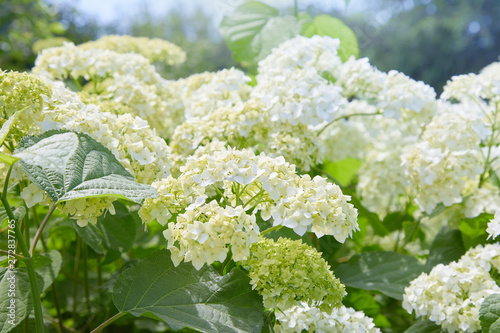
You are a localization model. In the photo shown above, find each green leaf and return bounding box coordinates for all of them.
[97,202,137,251]
[425,228,465,271]
[0,153,19,166]
[0,107,26,146]
[300,14,359,62]
[33,250,62,292]
[113,249,264,333]
[349,195,388,237]
[14,130,158,203]
[335,251,425,300]
[404,319,444,333]
[0,268,44,333]
[480,294,500,333]
[460,213,491,249]
[73,223,105,254]
[322,158,361,186]
[0,107,27,166]
[220,1,302,63]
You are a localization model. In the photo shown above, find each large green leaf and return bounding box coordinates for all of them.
[113,249,264,333]
[480,294,500,333]
[0,268,44,333]
[404,319,444,333]
[33,250,62,292]
[73,223,105,254]
[97,202,137,251]
[220,1,301,63]
[13,130,158,203]
[335,251,425,300]
[301,14,359,62]
[425,228,465,271]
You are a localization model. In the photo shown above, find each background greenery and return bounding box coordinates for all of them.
[1,0,499,93]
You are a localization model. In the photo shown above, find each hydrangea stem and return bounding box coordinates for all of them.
[90,312,126,333]
[1,164,45,332]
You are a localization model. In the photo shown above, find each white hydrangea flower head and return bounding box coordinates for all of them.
[140,147,358,269]
[252,67,347,129]
[180,68,252,119]
[139,175,206,226]
[331,57,386,100]
[443,62,500,103]
[78,34,186,65]
[357,150,412,217]
[169,98,323,172]
[319,100,378,162]
[402,102,488,213]
[464,182,500,218]
[403,244,500,332]
[257,35,343,75]
[178,147,358,240]
[81,73,174,138]
[169,101,267,165]
[33,42,164,84]
[243,238,346,311]
[61,197,116,227]
[274,303,381,333]
[163,200,260,269]
[487,211,500,240]
[377,70,436,119]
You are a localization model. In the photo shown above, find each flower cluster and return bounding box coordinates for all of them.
[78,34,186,65]
[403,244,500,332]
[33,42,164,84]
[274,303,380,333]
[1,70,172,226]
[164,200,260,269]
[487,211,500,240]
[402,102,489,213]
[243,238,346,311]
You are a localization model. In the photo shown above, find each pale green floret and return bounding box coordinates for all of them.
[243,237,346,311]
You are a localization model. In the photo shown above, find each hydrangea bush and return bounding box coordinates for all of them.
[1,4,500,333]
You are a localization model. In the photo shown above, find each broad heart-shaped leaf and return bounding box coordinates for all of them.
[97,202,137,251]
[480,294,500,333]
[301,14,359,62]
[0,268,44,333]
[404,319,444,333]
[13,130,158,203]
[335,251,425,300]
[425,228,465,271]
[33,250,62,292]
[113,249,264,333]
[220,1,301,63]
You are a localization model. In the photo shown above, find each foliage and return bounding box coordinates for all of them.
[0,0,97,72]
[351,0,500,93]
[0,3,500,333]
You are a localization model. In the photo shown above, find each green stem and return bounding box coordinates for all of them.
[29,203,57,255]
[294,0,298,17]
[72,236,82,322]
[83,244,91,314]
[243,189,265,209]
[479,101,500,187]
[90,312,126,333]
[318,111,382,135]
[0,249,27,260]
[1,164,45,333]
[261,225,282,235]
[212,184,231,206]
